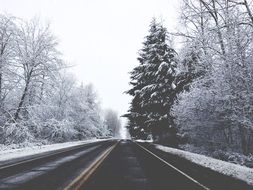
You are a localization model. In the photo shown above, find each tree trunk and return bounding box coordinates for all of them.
[211,0,226,56]
[0,50,4,106]
[0,66,2,105]
[199,0,226,56]
[200,2,208,56]
[244,0,253,26]
[238,125,249,155]
[39,74,45,102]
[14,70,33,121]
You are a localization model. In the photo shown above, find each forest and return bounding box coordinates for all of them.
[1,0,253,168]
[124,0,253,167]
[0,15,121,149]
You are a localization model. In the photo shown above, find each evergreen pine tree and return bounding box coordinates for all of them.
[124,19,178,145]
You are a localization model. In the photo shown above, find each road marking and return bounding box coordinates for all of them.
[0,146,101,189]
[0,141,106,170]
[64,141,119,190]
[134,142,210,190]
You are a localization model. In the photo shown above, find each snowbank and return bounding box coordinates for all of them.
[0,139,106,162]
[155,144,253,186]
[135,139,153,143]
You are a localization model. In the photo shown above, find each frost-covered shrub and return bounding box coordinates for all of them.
[244,155,253,168]
[212,150,231,161]
[181,144,253,168]
[0,123,34,145]
[40,119,77,143]
[211,151,253,168]
[179,143,211,155]
[172,66,253,155]
[226,153,253,168]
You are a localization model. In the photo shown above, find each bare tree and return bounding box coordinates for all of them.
[104,109,121,137]
[13,18,61,121]
[0,14,16,106]
[173,0,253,156]
[0,15,109,145]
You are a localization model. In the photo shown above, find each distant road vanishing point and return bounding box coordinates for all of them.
[0,139,252,190]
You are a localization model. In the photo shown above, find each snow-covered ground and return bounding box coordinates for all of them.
[0,139,106,163]
[135,139,153,143]
[155,144,253,186]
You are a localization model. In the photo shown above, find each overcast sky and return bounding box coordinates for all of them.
[0,0,180,125]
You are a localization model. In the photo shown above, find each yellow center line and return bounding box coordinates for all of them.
[0,145,88,170]
[64,140,119,190]
[0,140,108,170]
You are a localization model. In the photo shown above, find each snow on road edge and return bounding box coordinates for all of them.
[155,144,253,186]
[0,139,107,162]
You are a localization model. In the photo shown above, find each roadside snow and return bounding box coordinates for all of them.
[136,139,153,143]
[155,144,253,186]
[0,139,106,162]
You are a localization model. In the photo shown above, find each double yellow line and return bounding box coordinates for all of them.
[64,141,119,190]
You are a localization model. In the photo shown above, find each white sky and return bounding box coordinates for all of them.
[0,0,180,125]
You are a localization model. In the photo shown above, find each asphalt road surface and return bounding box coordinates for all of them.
[0,140,115,190]
[0,139,252,190]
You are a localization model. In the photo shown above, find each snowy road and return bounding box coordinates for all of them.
[0,140,116,190]
[0,140,252,190]
[73,140,253,190]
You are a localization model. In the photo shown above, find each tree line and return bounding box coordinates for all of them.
[0,14,120,147]
[124,0,253,163]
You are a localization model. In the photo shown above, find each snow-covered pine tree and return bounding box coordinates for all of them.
[124,93,148,139]
[124,19,178,145]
